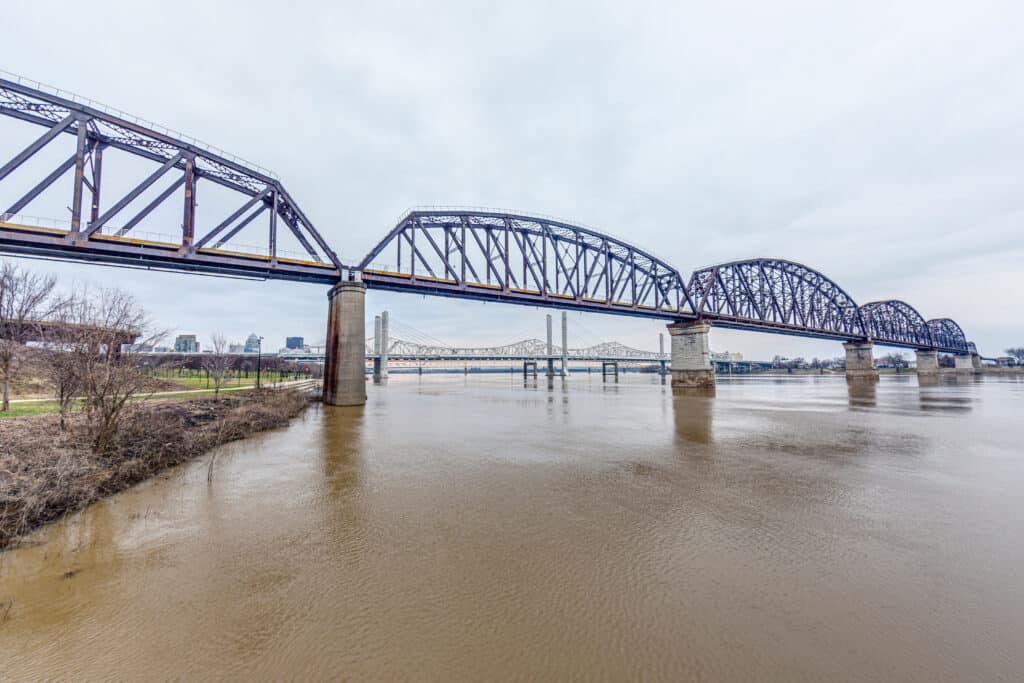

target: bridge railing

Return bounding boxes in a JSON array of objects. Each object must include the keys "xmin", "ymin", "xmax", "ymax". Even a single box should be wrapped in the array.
[{"xmin": 0, "ymin": 70, "xmax": 279, "ymax": 180}]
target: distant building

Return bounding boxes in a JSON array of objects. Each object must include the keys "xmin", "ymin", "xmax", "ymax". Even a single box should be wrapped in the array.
[
  {"xmin": 243, "ymin": 333, "xmax": 261, "ymax": 353},
  {"xmin": 711, "ymin": 351, "xmax": 743, "ymax": 362},
  {"xmin": 153, "ymin": 346, "xmax": 172, "ymax": 353},
  {"xmin": 229, "ymin": 343, "xmax": 245, "ymax": 354},
  {"xmin": 285, "ymin": 336, "xmax": 305, "ymax": 350},
  {"xmin": 174, "ymin": 334, "xmax": 199, "ymax": 353}
]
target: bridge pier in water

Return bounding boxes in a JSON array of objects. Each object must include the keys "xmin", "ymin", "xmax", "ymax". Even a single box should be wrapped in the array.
[
  {"xmin": 323, "ymin": 281, "xmax": 367, "ymax": 406},
  {"xmin": 666, "ymin": 321, "xmax": 715, "ymax": 389},
  {"xmin": 954, "ymin": 354, "xmax": 975, "ymax": 374},
  {"xmin": 843, "ymin": 341, "xmax": 879, "ymax": 382},
  {"xmin": 916, "ymin": 349, "xmax": 939, "ymax": 376}
]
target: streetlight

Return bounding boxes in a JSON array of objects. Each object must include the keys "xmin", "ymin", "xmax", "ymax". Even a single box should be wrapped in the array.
[{"xmin": 256, "ymin": 335, "xmax": 264, "ymax": 389}]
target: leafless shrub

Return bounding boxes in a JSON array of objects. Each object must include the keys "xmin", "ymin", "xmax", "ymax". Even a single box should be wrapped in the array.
[
  {"xmin": 62, "ymin": 288, "xmax": 166, "ymax": 454},
  {"xmin": 202, "ymin": 332, "xmax": 234, "ymax": 398}
]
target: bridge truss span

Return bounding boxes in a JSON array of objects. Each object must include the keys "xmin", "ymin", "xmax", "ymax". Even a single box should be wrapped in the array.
[
  {"xmin": 688, "ymin": 259, "xmax": 865, "ymax": 341},
  {"xmin": 926, "ymin": 318, "xmax": 970, "ymax": 354},
  {"xmin": 860, "ymin": 300, "xmax": 935, "ymax": 350},
  {"xmin": 358, "ymin": 209, "xmax": 696, "ymax": 320},
  {"xmin": 0, "ymin": 74, "xmax": 342, "ymax": 283}
]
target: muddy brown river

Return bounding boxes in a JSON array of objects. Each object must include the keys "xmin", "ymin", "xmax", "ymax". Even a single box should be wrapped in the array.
[{"xmin": 2, "ymin": 374, "xmax": 1022, "ymax": 680}]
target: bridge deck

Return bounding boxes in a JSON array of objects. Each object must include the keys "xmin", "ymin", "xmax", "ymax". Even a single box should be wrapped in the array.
[{"xmin": 0, "ymin": 221, "xmax": 340, "ymax": 284}]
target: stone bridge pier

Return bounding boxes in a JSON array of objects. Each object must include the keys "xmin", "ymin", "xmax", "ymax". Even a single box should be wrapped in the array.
[
  {"xmin": 954, "ymin": 354, "xmax": 976, "ymax": 374},
  {"xmin": 915, "ymin": 349, "xmax": 939, "ymax": 376},
  {"xmin": 666, "ymin": 321, "xmax": 715, "ymax": 389},
  {"xmin": 843, "ymin": 341, "xmax": 879, "ymax": 381},
  {"xmin": 324, "ymin": 280, "xmax": 367, "ymax": 406}
]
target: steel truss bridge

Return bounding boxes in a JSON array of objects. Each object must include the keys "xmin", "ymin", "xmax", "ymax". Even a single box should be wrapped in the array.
[{"xmin": 0, "ymin": 74, "xmax": 976, "ymax": 355}]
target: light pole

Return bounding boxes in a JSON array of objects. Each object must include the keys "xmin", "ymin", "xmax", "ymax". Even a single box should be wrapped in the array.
[{"xmin": 255, "ymin": 335, "xmax": 264, "ymax": 389}]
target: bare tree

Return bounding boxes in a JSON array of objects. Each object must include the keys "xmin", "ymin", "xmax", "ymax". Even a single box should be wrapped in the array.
[
  {"xmin": 36, "ymin": 293, "xmax": 84, "ymax": 430},
  {"xmin": 0, "ymin": 261, "xmax": 58, "ymax": 411},
  {"xmin": 1005, "ymin": 347, "xmax": 1024, "ymax": 365},
  {"xmin": 70, "ymin": 288, "xmax": 164, "ymax": 454},
  {"xmin": 202, "ymin": 333, "xmax": 234, "ymax": 398}
]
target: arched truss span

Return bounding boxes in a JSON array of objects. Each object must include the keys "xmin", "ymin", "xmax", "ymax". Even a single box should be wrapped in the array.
[
  {"xmin": 0, "ymin": 74, "xmax": 341, "ymax": 283},
  {"xmin": 926, "ymin": 318, "xmax": 970, "ymax": 354},
  {"xmin": 860, "ymin": 300, "xmax": 933, "ymax": 348},
  {"xmin": 687, "ymin": 259, "xmax": 864, "ymax": 339},
  {"xmin": 358, "ymin": 209, "xmax": 695, "ymax": 318}
]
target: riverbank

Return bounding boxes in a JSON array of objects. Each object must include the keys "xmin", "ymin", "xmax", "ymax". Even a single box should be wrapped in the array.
[{"xmin": 0, "ymin": 389, "xmax": 313, "ymax": 551}]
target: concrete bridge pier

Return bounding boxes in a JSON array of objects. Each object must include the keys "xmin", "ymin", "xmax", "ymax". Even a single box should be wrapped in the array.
[
  {"xmin": 954, "ymin": 354, "xmax": 975, "ymax": 374},
  {"xmin": 666, "ymin": 321, "xmax": 715, "ymax": 389},
  {"xmin": 323, "ymin": 280, "xmax": 367, "ymax": 406},
  {"xmin": 971, "ymin": 353, "xmax": 983, "ymax": 372},
  {"xmin": 915, "ymin": 349, "xmax": 939, "ymax": 377},
  {"xmin": 843, "ymin": 341, "xmax": 879, "ymax": 381}
]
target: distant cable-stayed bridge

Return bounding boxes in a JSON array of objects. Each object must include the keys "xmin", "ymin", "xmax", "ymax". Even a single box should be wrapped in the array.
[
  {"xmin": 365, "ymin": 338, "xmax": 666, "ymax": 362},
  {"xmin": 276, "ymin": 338, "xmax": 666, "ymax": 363}
]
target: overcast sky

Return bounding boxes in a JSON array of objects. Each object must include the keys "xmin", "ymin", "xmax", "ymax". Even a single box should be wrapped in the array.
[{"xmin": 2, "ymin": 0, "xmax": 1021, "ymax": 358}]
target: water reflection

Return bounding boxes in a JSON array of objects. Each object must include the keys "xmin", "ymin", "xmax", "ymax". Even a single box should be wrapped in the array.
[
  {"xmin": 672, "ymin": 388, "xmax": 715, "ymax": 445},
  {"xmin": 847, "ymin": 379, "xmax": 877, "ymax": 407},
  {"xmin": 320, "ymin": 405, "xmax": 364, "ymax": 498}
]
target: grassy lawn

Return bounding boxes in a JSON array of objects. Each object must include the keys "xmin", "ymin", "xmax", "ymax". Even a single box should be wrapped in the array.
[
  {"xmin": 1, "ymin": 400, "xmax": 67, "ymax": 418},
  {"xmin": 1, "ymin": 378, "xmax": 315, "ymax": 419},
  {"xmin": 157, "ymin": 370, "xmax": 293, "ymax": 390}
]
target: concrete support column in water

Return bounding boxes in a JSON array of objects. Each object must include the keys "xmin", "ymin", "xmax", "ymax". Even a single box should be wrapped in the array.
[
  {"xmin": 843, "ymin": 341, "xmax": 879, "ymax": 382},
  {"xmin": 323, "ymin": 280, "xmax": 367, "ymax": 406},
  {"xmin": 667, "ymin": 320, "xmax": 715, "ymax": 389},
  {"xmin": 954, "ymin": 354, "xmax": 974, "ymax": 374},
  {"xmin": 915, "ymin": 349, "xmax": 939, "ymax": 376}
]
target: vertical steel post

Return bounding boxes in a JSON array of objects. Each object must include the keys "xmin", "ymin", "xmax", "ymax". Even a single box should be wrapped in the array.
[
  {"xmin": 269, "ymin": 190, "xmax": 278, "ymax": 265},
  {"xmin": 70, "ymin": 118, "xmax": 88, "ymax": 237},
  {"xmin": 89, "ymin": 143, "xmax": 103, "ymax": 224},
  {"xmin": 182, "ymin": 155, "xmax": 195, "ymax": 249}
]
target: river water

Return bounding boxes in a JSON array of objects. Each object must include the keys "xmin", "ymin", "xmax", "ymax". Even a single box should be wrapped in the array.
[{"xmin": 2, "ymin": 374, "xmax": 1022, "ymax": 680}]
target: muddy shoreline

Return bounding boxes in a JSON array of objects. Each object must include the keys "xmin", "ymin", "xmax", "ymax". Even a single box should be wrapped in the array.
[{"xmin": 0, "ymin": 390, "xmax": 312, "ymax": 551}]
